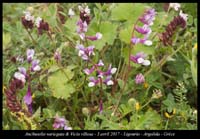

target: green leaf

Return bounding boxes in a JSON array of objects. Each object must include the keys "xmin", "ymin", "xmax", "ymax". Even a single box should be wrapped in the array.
[
  {"xmin": 47, "ymin": 66, "xmax": 76, "ymax": 100},
  {"xmin": 32, "ymin": 107, "xmax": 41, "ymax": 120},
  {"xmin": 134, "ymin": 43, "xmax": 154, "ymax": 55},
  {"xmin": 43, "ymin": 108, "xmax": 56, "ymax": 118},
  {"xmin": 64, "ymin": 15, "xmax": 79, "ymax": 36},
  {"xmin": 87, "ymin": 21, "xmax": 117, "ymax": 51},
  {"xmin": 111, "ymin": 3, "xmax": 146, "ymax": 21},
  {"xmin": 130, "ymin": 109, "xmax": 161, "ymax": 129},
  {"xmin": 162, "ymin": 93, "xmax": 176, "ymax": 112},
  {"xmin": 119, "ymin": 25, "xmax": 132, "ymax": 44},
  {"xmin": 44, "ymin": 4, "xmax": 57, "ymax": 27},
  {"xmin": 3, "ymin": 32, "xmax": 11, "ymax": 50}
]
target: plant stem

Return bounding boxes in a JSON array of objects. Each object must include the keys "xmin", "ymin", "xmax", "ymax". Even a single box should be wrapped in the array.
[
  {"xmin": 140, "ymin": 98, "xmax": 152, "ymax": 110},
  {"xmin": 25, "ymin": 27, "xmax": 36, "ymax": 45},
  {"xmin": 144, "ymin": 44, "xmax": 185, "ymax": 77},
  {"xmin": 165, "ymin": 119, "xmax": 169, "ymax": 130},
  {"xmin": 112, "ymin": 20, "xmax": 138, "ymax": 116}
]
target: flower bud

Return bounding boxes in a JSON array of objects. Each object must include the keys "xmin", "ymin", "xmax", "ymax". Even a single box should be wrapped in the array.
[
  {"xmin": 128, "ymin": 98, "xmax": 137, "ymax": 106},
  {"xmin": 82, "ymin": 107, "xmax": 90, "ymax": 116}
]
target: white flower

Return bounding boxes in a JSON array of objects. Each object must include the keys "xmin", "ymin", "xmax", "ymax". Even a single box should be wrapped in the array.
[
  {"xmin": 179, "ymin": 10, "xmax": 188, "ymax": 21},
  {"xmin": 23, "ymin": 11, "xmax": 34, "ymax": 21},
  {"xmin": 14, "ymin": 72, "xmax": 26, "ymax": 83},
  {"xmin": 35, "ymin": 17, "xmax": 42, "ymax": 28},
  {"xmin": 88, "ymin": 82, "xmax": 95, "ymax": 87},
  {"xmin": 79, "ymin": 33, "xmax": 85, "ymax": 40},
  {"xmin": 111, "ymin": 68, "xmax": 117, "ymax": 74},
  {"xmin": 137, "ymin": 57, "xmax": 144, "ymax": 64},
  {"xmin": 96, "ymin": 32, "xmax": 102, "ymax": 40},
  {"xmin": 98, "ymin": 60, "xmax": 104, "ymax": 66},
  {"xmin": 84, "ymin": 6, "xmax": 90, "ymax": 15},
  {"xmin": 107, "ymin": 80, "xmax": 114, "ymax": 86},
  {"xmin": 32, "ymin": 65, "xmax": 41, "ymax": 71},
  {"xmin": 142, "ymin": 60, "xmax": 151, "ymax": 66},
  {"xmin": 68, "ymin": 8, "xmax": 75, "ymax": 17},
  {"xmin": 78, "ymin": 5, "xmax": 84, "ymax": 11},
  {"xmin": 169, "ymin": 3, "xmax": 181, "ymax": 11},
  {"xmin": 144, "ymin": 40, "xmax": 152, "ymax": 46}
]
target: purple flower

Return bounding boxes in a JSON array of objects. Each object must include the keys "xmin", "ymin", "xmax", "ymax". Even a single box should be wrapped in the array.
[
  {"xmin": 14, "ymin": 72, "xmax": 26, "ymax": 83},
  {"xmin": 131, "ymin": 37, "xmax": 141, "ymax": 44},
  {"xmin": 76, "ymin": 44, "xmax": 95, "ymax": 60},
  {"xmin": 54, "ymin": 51, "xmax": 61, "ymax": 63},
  {"xmin": 53, "ymin": 116, "xmax": 72, "ymax": 130},
  {"xmin": 103, "ymin": 76, "xmax": 114, "ymax": 86},
  {"xmin": 135, "ymin": 24, "xmax": 152, "ymax": 35},
  {"xmin": 53, "ymin": 117, "xmax": 66, "ymax": 129},
  {"xmin": 84, "ymin": 66, "xmax": 95, "ymax": 75},
  {"xmin": 27, "ymin": 49, "xmax": 35, "ymax": 63},
  {"xmin": 139, "ymin": 9, "xmax": 156, "ymax": 26},
  {"xmin": 88, "ymin": 77, "xmax": 99, "ymax": 87},
  {"xmin": 130, "ymin": 52, "xmax": 151, "ymax": 66},
  {"xmin": 97, "ymin": 59, "xmax": 104, "ymax": 67},
  {"xmin": 31, "ymin": 59, "xmax": 41, "ymax": 72},
  {"xmin": 103, "ymin": 64, "xmax": 117, "ymax": 76},
  {"xmin": 23, "ymin": 84, "xmax": 33, "ymax": 114},
  {"xmin": 76, "ymin": 19, "xmax": 88, "ymax": 34},
  {"xmin": 135, "ymin": 73, "xmax": 145, "ymax": 84},
  {"xmin": 14, "ymin": 67, "xmax": 27, "ymax": 83},
  {"xmin": 18, "ymin": 67, "xmax": 26, "ymax": 76},
  {"xmin": 86, "ymin": 32, "xmax": 102, "ymax": 41}
]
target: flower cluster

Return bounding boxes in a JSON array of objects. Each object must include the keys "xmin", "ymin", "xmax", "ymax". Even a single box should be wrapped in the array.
[
  {"xmin": 135, "ymin": 73, "xmax": 145, "ymax": 84},
  {"xmin": 78, "ymin": 5, "xmax": 91, "ymax": 24},
  {"xmin": 35, "ymin": 17, "xmax": 49, "ymax": 35},
  {"xmin": 130, "ymin": 52, "xmax": 151, "ymax": 66},
  {"xmin": 76, "ymin": 5, "xmax": 102, "ymax": 41},
  {"xmin": 159, "ymin": 15, "xmax": 186, "ymax": 46},
  {"xmin": 13, "ymin": 49, "xmax": 41, "ymax": 115},
  {"xmin": 83, "ymin": 60, "xmax": 117, "ymax": 87},
  {"xmin": 151, "ymin": 89, "xmax": 163, "ymax": 99},
  {"xmin": 53, "ymin": 115, "xmax": 72, "ymax": 130},
  {"xmin": 21, "ymin": 10, "xmax": 49, "ymax": 35},
  {"xmin": 5, "ymin": 79, "xmax": 24, "ymax": 113},
  {"xmin": 76, "ymin": 44, "xmax": 95, "ymax": 60},
  {"xmin": 131, "ymin": 8, "xmax": 156, "ymax": 46},
  {"xmin": 21, "ymin": 11, "xmax": 34, "ymax": 29}
]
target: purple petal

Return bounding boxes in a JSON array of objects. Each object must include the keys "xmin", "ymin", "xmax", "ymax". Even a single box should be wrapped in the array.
[
  {"xmin": 18, "ymin": 67, "xmax": 26, "ymax": 76},
  {"xmin": 24, "ymin": 85, "xmax": 32, "ymax": 105},
  {"xmin": 131, "ymin": 37, "xmax": 141, "ymax": 44},
  {"xmin": 135, "ymin": 73, "xmax": 145, "ymax": 84}
]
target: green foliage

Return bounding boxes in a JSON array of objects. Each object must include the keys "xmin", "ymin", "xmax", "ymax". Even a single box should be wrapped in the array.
[
  {"xmin": 129, "ymin": 109, "xmax": 161, "ymax": 130},
  {"xmin": 111, "ymin": 3, "xmax": 146, "ymax": 22},
  {"xmin": 47, "ymin": 65, "xmax": 76, "ymax": 100},
  {"xmin": 87, "ymin": 21, "xmax": 117, "ymax": 50},
  {"xmin": 3, "ymin": 3, "xmax": 197, "ymax": 131}
]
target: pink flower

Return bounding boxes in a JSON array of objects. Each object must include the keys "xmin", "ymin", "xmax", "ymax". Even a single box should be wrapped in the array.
[
  {"xmin": 135, "ymin": 24, "xmax": 152, "ymax": 35},
  {"xmin": 86, "ymin": 32, "xmax": 103, "ymax": 41},
  {"xmin": 23, "ymin": 84, "xmax": 33, "ymax": 114},
  {"xmin": 135, "ymin": 73, "xmax": 145, "ymax": 84}
]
